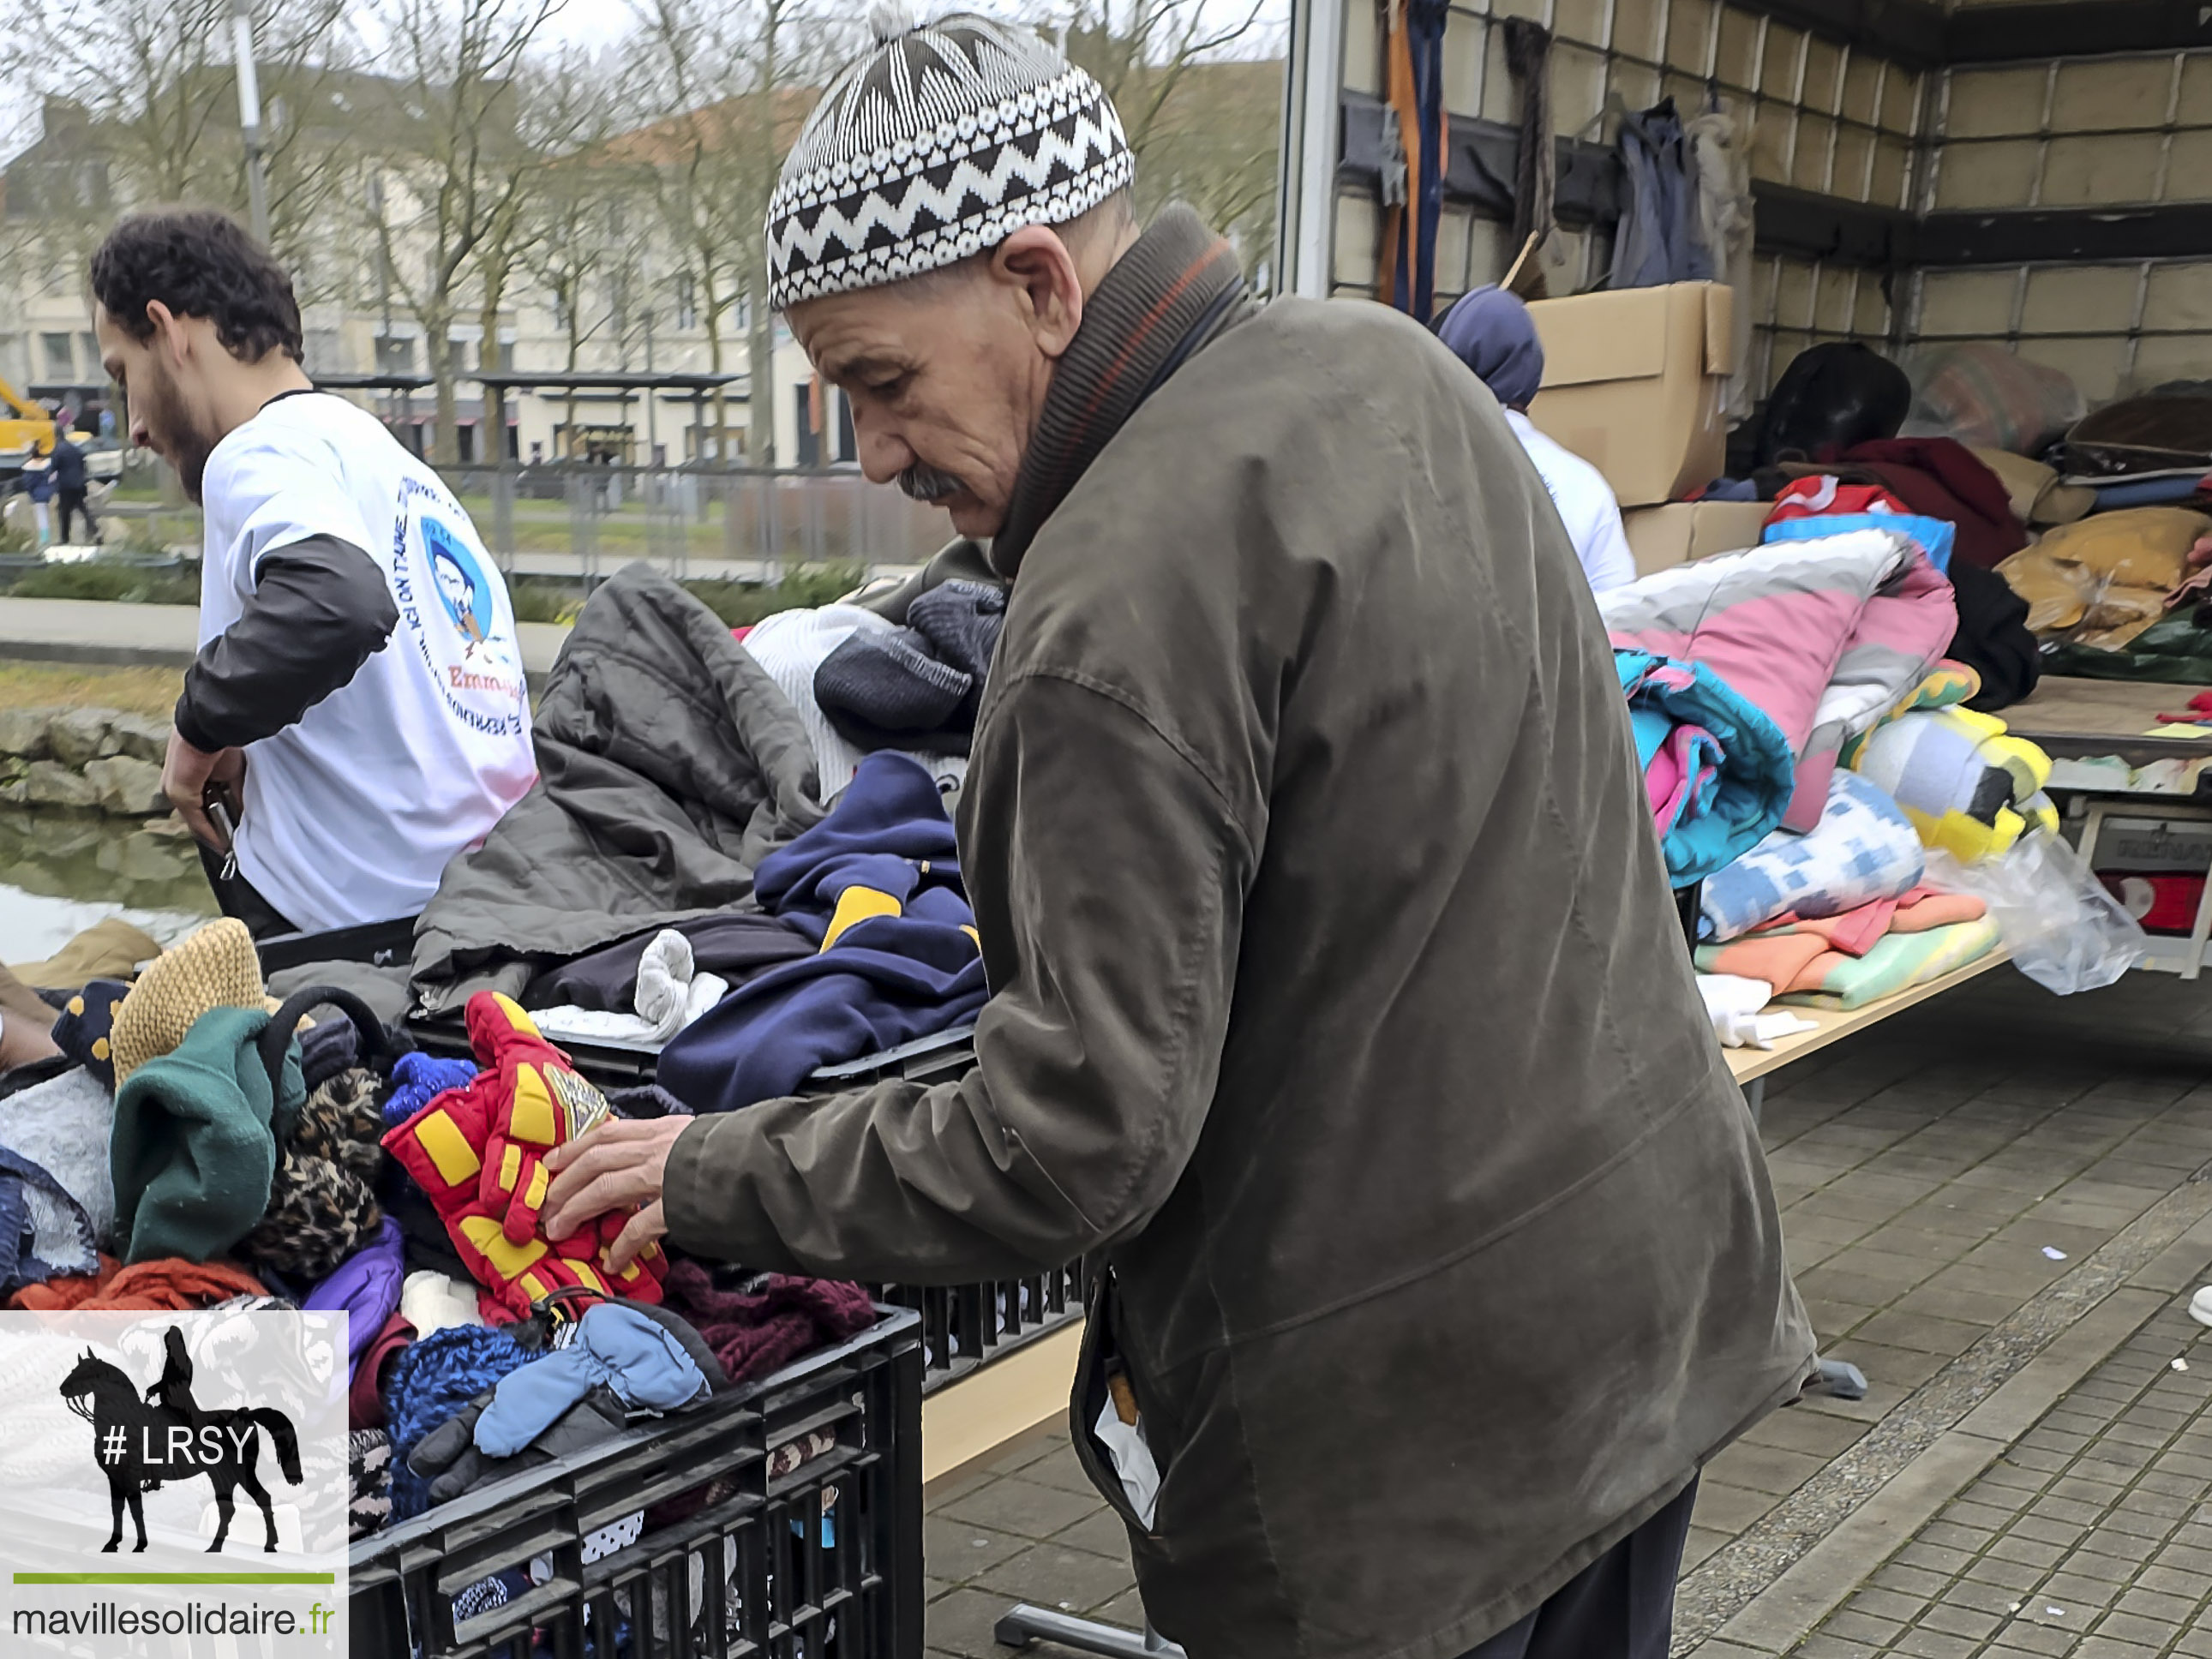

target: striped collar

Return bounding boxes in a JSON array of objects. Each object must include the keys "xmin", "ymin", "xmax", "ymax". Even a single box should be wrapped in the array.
[{"xmin": 988, "ymin": 206, "xmax": 1247, "ymax": 579}]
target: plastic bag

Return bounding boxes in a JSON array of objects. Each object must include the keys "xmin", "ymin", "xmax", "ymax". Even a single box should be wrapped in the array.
[
  {"xmin": 1923, "ymin": 830, "xmax": 2146, "ymax": 994},
  {"xmin": 1901, "ymin": 343, "xmax": 2086, "ymax": 457},
  {"xmin": 1759, "ymin": 343, "xmax": 1911, "ymax": 467}
]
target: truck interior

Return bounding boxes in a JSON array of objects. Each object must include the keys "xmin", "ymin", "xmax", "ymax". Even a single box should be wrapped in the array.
[{"xmin": 1276, "ymin": 0, "xmax": 2212, "ymax": 421}]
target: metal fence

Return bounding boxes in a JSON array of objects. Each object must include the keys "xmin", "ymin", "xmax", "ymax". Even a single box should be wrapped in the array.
[{"xmin": 440, "ymin": 462, "xmax": 954, "ymax": 581}]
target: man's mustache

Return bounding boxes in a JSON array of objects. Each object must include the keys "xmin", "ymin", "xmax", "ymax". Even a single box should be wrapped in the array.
[{"xmin": 897, "ymin": 463, "xmax": 963, "ymax": 502}]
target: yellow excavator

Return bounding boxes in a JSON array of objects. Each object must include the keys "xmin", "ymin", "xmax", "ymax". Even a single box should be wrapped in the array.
[
  {"xmin": 0, "ymin": 373, "xmax": 63, "ymax": 465},
  {"xmin": 1, "ymin": 374, "xmax": 120, "ymax": 484}
]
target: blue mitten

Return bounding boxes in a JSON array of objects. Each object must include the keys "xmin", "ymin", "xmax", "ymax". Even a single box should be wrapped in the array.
[{"xmin": 474, "ymin": 1305, "xmax": 706, "ymax": 1458}]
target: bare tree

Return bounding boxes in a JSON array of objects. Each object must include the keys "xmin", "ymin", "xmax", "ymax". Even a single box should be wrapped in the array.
[
  {"xmin": 620, "ymin": 0, "xmax": 847, "ymax": 466},
  {"xmin": 471, "ymin": 47, "xmax": 627, "ymax": 463},
  {"xmin": 361, "ymin": 0, "xmax": 588, "ymax": 465},
  {"xmin": 0, "ymin": 0, "xmax": 357, "ymax": 284},
  {"xmin": 517, "ymin": 145, "xmax": 638, "ymax": 452},
  {"xmin": 1046, "ymin": 0, "xmax": 1283, "ymax": 284}
]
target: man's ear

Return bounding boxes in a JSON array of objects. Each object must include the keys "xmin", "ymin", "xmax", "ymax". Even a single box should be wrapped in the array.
[
  {"xmin": 145, "ymin": 300, "xmax": 192, "ymax": 368},
  {"xmin": 990, "ymin": 225, "xmax": 1085, "ymax": 361}
]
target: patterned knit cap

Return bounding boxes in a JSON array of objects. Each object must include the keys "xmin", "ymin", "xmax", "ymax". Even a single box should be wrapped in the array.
[{"xmin": 765, "ymin": 6, "xmax": 1134, "ymax": 308}]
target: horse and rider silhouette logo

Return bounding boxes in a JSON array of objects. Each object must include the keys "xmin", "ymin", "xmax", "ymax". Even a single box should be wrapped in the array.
[{"xmin": 59, "ymin": 1327, "xmax": 302, "ymax": 1554}]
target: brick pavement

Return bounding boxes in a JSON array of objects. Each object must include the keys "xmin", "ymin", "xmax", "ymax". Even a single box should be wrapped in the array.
[
  {"xmin": 1743, "ymin": 1299, "xmax": 2212, "ymax": 1659},
  {"xmin": 921, "ymin": 969, "xmax": 2212, "ymax": 1658}
]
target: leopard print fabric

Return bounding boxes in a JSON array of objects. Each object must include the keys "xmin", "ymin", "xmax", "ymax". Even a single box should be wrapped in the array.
[{"xmin": 237, "ymin": 1067, "xmax": 387, "ymax": 1279}]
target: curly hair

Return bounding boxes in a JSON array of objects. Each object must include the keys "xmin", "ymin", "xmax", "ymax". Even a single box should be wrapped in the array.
[{"xmin": 90, "ymin": 208, "xmax": 303, "ymax": 363}]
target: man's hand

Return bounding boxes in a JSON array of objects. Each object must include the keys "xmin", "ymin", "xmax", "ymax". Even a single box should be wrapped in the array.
[
  {"xmin": 162, "ymin": 731, "xmax": 244, "ymax": 849},
  {"xmin": 543, "ymin": 1116, "xmax": 692, "ymax": 1272}
]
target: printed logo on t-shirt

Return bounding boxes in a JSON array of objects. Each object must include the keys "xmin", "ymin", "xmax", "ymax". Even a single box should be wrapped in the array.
[
  {"xmin": 426, "ymin": 516, "xmax": 496, "ymax": 644},
  {"xmin": 391, "ymin": 476, "xmax": 526, "ymax": 736}
]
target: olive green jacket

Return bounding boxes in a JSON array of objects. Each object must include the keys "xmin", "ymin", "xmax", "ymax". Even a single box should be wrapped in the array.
[{"xmin": 668, "ymin": 209, "xmax": 1814, "ymax": 1658}]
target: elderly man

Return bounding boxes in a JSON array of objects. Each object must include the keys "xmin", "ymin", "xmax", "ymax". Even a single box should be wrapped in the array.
[{"xmin": 544, "ymin": 14, "xmax": 1813, "ymax": 1658}]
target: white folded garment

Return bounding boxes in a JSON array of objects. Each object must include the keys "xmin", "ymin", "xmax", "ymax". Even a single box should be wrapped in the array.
[
  {"xmin": 532, "ymin": 930, "xmax": 729, "ymax": 1047},
  {"xmin": 1695, "ymin": 973, "xmax": 1818, "ymax": 1050}
]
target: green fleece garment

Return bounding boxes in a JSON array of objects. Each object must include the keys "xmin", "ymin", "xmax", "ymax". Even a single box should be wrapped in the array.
[
  {"xmin": 1777, "ymin": 917, "xmax": 2003, "ymax": 1011},
  {"xmin": 111, "ymin": 1005, "xmax": 304, "ymax": 1265}
]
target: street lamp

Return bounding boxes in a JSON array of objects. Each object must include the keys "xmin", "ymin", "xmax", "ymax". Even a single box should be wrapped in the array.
[{"xmin": 230, "ymin": 0, "xmax": 272, "ymax": 244}]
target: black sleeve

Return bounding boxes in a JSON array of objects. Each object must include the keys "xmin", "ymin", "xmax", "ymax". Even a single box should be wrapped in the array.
[{"xmin": 173, "ymin": 535, "xmax": 400, "ymax": 752}]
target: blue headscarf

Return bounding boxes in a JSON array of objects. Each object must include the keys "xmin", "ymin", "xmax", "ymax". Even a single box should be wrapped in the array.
[{"xmin": 1436, "ymin": 285, "xmax": 1546, "ymax": 411}]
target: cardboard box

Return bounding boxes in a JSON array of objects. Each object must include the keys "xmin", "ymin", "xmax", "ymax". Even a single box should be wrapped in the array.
[
  {"xmin": 1621, "ymin": 501, "xmax": 1772, "ymax": 576},
  {"xmin": 1526, "ymin": 282, "xmax": 1735, "ymax": 509}
]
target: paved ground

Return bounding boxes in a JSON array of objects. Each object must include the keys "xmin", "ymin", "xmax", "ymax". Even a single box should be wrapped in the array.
[
  {"xmin": 0, "ymin": 596, "xmax": 572, "ymax": 680},
  {"xmin": 1764, "ymin": 1298, "xmax": 2212, "ymax": 1659},
  {"xmin": 920, "ymin": 966, "xmax": 2212, "ymax": 1658}
]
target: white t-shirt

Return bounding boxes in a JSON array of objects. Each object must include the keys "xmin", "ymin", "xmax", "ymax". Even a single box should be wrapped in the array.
[
  {"xmin": 198, "ymin": 392, "xmax": 536, "ymax": 932},
  {"xmin": 1504, "ymin": 410, "xmax": 1639, "ymax": 593}
]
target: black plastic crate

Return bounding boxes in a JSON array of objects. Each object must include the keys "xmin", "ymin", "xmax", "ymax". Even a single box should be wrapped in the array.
[
  {"xmin": 349, "ymin": 1307, "xmax": 923, "ymax": 1658},
  {"xmin": 870, "ymin": 1262, "xmax": 1088, "ymax": 1392}
]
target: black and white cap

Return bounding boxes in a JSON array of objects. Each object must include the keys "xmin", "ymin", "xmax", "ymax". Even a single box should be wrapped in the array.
[{"xmin": 765, "ymin": 7, "xmax": 1135, "ymax": 309}]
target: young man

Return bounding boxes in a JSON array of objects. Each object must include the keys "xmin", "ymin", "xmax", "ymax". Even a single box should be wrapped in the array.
[
  {"xmin": 543, "ymin": 15, "xmax": 1812, "ymax": 1659},
  {"xmin": 91, "ymin": 210, "xmax": 536, "ymax": 937}
]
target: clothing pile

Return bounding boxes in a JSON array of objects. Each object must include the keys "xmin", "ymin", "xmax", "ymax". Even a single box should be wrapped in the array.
[
  {"xmin": 1698, "ymin": 886, "xmax": 1998, "ymax": 1011},
  {"xmin": 1597, "ymin": 505, "xmax": 2054, "ymax": 1045},
  {"xmin": 1599, "ymin": 526, "xmax": 1958, "ymax": 832},
  {"xmin": 1999, "ymin": 508, "xmax": 2212, "ymax": 652},
  {"xmin": 658, "ymin": 752, "xmax": 988, "ymax": 1114},
  {"xmin": 1703, "ymin": 341, "xmax": 2058, "ymax": 710},
  {"xmin": 1695, "ymin": 656, "xmax": 2052, "ymax": 1038},
  {"xmin": 408, "ymin": 565, "xmax": 829, "ymax": 1016},
  {"xmin": 0, "ymin": 913, "xmax": 883, "ymax": 1593},
  {"xmin": 398, "ymin": 549, "xmax": 1008, "ymax": 1101}
]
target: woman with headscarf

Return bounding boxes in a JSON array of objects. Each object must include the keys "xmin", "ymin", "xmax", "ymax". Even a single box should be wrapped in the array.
[{"xmin": 1436, "ymin": 285, "xmax": 1638, "ymax": 592}]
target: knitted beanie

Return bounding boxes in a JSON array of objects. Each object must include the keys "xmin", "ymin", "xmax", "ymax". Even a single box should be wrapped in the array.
[
  {"xmin": 51, "ymin": 979, "xmax": 129, "ymax": 1090},
  {"xmin": 384, "ymin": 1325, "xmax": 539, "ymax": 1518},
  {"xmin": 111, "ymin": 919, "xmax": 269, "ymax": 1087},
  {"xmin": 661, "ymin": 1261, "xmax": 877, "ymax": 1386},
  {"xmin": 237, "ymin": 1066, "xmax": 385, "ymax": 1281},
  {"xmin": 907, "ymin": 578, "xmax": 1006, "ymax": 727},
  {"xmin": 764, "ymin": 10, "xmax": 1134, "ymax": 308},
  {"xmin": 112, "ymin": 1005, "xmax": 301, "ymax": 1265},
  {"xmin": 814, "ymin": 626, "xmax": 972, "ymax": 733},
  {"xmin": 907, "ymin": 578, "xmax": 1006, "ymax": 686}
]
